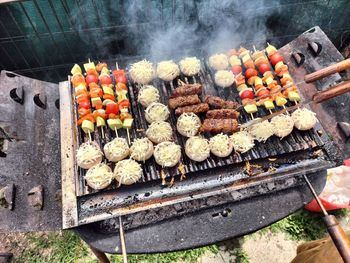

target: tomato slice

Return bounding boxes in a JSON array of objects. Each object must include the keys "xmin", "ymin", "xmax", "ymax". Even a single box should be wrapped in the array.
[
  {"xmin": 76, "ymin": 94, "xmax": 89, "ymax": 104},
  {"xmin": 118, "ymin": 99, "xmax": 130, "ymax": 109},
  {"xmin": 77, "ymin": 114, "xmax": 95, "ymax": 125},
  {"xmin": 116, "ymin": 75, "xmax": 127, "ymax": 84},
  {"xmin": 112, "ymin": 69, "xmax": 125, "ymax": 78},
  {"xmin": 105, "ymin": 102, "xmax": 119, "ymax": 115},
  {"xmin": 78, "ymin": 100, "xmax": 91, "ymax": 109},
  {"xmin": 256, "ymin": 88, "xmax": 270, "ymax": 98},
  {"xmin": 78, "ymin": 106, "xmax": 91, "ymax": 117}
]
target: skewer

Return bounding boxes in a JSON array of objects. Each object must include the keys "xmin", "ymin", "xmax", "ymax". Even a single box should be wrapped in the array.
[
  {"xmin": 250, "ymin": 113, "xmax": 255, "ymax": 120},
  {"xmin": 268, "ymin": 109, "xmax": 273, "ymax": 115},
  {"xmin": 118, "ymin": 216, "xmax": 128, "ymax": 263},
  {"xmin": 114, "ymin": 127, "xmax": 119, "ymax": 137},
  {"xmin": 126, "ymin": 128, "xmax": 131, "ymax": 145},
  {"xmin": 101, "ymin": 126, "xmax": 105, "ymax": 139},
  {"xmin": 88, "ymin": 131, "xmax": 92, "ymax": 142},
  {"xmin": 253, "ymin": 45, "xmax": 257, "ymax": 52}
]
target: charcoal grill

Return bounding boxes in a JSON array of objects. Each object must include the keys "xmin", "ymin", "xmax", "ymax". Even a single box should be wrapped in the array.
[{"xmin": 0, "ymin": 0, "xmax": 349, "ymax": 258}]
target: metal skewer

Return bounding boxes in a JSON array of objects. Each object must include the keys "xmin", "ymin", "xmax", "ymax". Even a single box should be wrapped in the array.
[{"xmin": 118, "ymin": 216, "xmax": 128, "ymax": 263}]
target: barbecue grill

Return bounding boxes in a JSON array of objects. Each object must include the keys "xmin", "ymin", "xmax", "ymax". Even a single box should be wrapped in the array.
[{"xmin": 1, "ymin": 0, "xmax": 350, "ymax": 260}]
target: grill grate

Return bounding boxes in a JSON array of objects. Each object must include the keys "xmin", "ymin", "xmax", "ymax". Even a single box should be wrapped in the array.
[{"xmin": 72, "ymin": 58, "xmax": 325, "ymax": 197}]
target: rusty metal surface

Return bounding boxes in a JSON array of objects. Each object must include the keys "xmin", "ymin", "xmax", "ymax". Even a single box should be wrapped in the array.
[
  {"xmin": 279, "ymin": 26, "xmax": 350, "ymax": 158},
  {"xmin": 0, "ymin": 70, "xmax": 61, "ymax": 231}
]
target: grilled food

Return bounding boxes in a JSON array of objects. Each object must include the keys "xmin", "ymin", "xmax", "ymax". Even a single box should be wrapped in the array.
[
  {"xmin": 176, "ymin": 112, "xmax": 201, "ymax": 137},
  {"xmin": 154, "ymin": 141, "xmax": 181, "ymax": 167},
  {"xmin": 179, "ymin": 57, "xmax": 201, "ymax": 76},
  {"xmin": 103, "ymin": 138, "xmax": 130, "ymax": 162},
  {"xmin": 230, "ymin": 131, "xmax": 255, "ymax": 153},
  {"xmin": 291, "ymin": 108, "xmax": 317, "ymax": 131},
  {"xmin": 77, "ymin": 141, "xmax": 103, "ymax": 169},
  {"xmin": 85, "ymin": 163, "xmax": 113, "ymax": 190},
  {"xmin": 206, "ymin": 109, "xmax": 240, "ymax": 119},
  {"xmin": 175, "ymin": 103, "xmax": 209, "ymax": 115},
  {"xmin": 138, "ymin": 85, "xmax": 160, "ymax": 107},
  {"xmin": 209, "ymin": 133, "xmax": 234, "ymax": 157},
  {"xmin": 209, "ymin": 53, "xmax": 229, "ymax": 70},
  {"xmin": 168, "ymin": 94, "xmax": 201, "ymax": 109},
  {"xmin": 130, "ymin": 138, "xmax": 154, "ymax": 162},
  {"xmin": 271, "ymin": 114, "xmax": 294, "ymax": 138},
  {"xmin": 129, "ymin": 60, "xmax": 154, "ymax": 84},
  {"xmin": 114, "ymin": 159, "xmax": 142, "ymax": 185},
  {"xmin": 146, "ymin": 121, "xmax": 173, "ymax": 144},
  {"xmin": 145, "ymin": 102, "xmax": 170, "ymax": 123},
  {"xmin": 170, "ymin": 83, "xmax": 202, "ymax": 98},
  {"xmin": 204, "ymin": 95, "xmax": 240, "ymax": 110},
  {"xmin": 247, "ymin": 120, "xmax": 274, "ymax": 142},
  {"xmin": 200, "ymin": 119, "xmax": 238, "ymax": 133},
  {"xmin": 214, "ymin": 70, "xmax": 235, "ymax": 88},
  {"xmin": 185, "ymin": 136, "xmax": 210, "ymax": 162},
  {"xmin": 156, "ymin": 60, "xmax": 180, "ymax": 81}
]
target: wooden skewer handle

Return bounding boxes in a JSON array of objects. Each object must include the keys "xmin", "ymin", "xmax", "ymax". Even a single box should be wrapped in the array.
[
  {"xmin": 304, "ymin": 58, "xmax": 350, "ymax": 83},
  {"xmin": 323, "ymin": 215, "xmax": 350, "ymax": 263},
  {"xmin": 312, "ymin": 80, "xmax": 350, "ymax": 104}
]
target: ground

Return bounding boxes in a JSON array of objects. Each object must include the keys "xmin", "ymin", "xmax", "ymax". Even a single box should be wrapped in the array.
[{"xmin": 0, "ymin": 209, "xmax": 349, "ymax": 263}]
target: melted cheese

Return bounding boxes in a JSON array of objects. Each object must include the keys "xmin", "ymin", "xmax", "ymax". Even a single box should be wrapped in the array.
[
  {"xmin": 230, "ymin": 131, "xmax": 255, "ymax": 153},
  {"xmin": 291, "ymin": 108, "xmax": 317, "ymax": 131},
  {"xmin": 156, "ymin": 60, "xmax": 180, "ymax": 81},
  {"xmin": 271, "ymin": 114, "xmax": 294, "ymax": 138},
  {"xmin": 176, "ymin": 112, "xmax": 201, "ymax": 137},
  {"xmin": 85, "ymin": 163, "xmax": 113, "ymax": 190},
  {"xmin": 185, "ymin": 136, "xmax": 210, "ymax": 162},
  {"xmin": 103, "ymin": 138, "xmax": 130, "ymax": 162},
  {"xmin": 145, "ymin": 102, "xmax": 170, "ymax": 123},
  {"xmin": 214, "ymin": 70, "xmax": 234, "ymax": 88},
  {"xmin": 114, "ymin": 159, "xmax": 142, "ymax": 185},
  {"xmin": 179, "ymin": 57, "xmax": 201, "ymax": 76},
  {"xmin": 76, "ymin": 141, "xmax": 103, "ymax": 169},
  {"xmin": 129, "ymin": 60, "xmax": 155, "ymax": 84},
  {"xmin": 154, "ymin": 141, "xmax": 181, "ymax": 167},
  {"xmin": 209, "ymin": 53, "xmax": 229, "ymax": 70},
  {"xmin": 146, "ymin": 121, "xmax": 173, "ymax": 144},
  {"xmin": 130, "ymin": 138, "xmax": 154, "ymax": 162},
  {"xmin": 247, "ymin": 120, "xmax": 274, "ymax": 142},
  {"xmin": 209, "ymin": 133, "xmax": 233, "ymax": 157},
  {"xmin": 138, "ymin": 85, "xmax": 160, "ymax": 107}
]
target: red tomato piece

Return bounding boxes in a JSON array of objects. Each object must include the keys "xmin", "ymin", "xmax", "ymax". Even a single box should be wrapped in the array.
[
  {"xmin": 245, "ymin": 68, "xmax": 257, "ymax": 79},
  {"xmin": 78, "ymin": 106, "xmax": 91, "ymax": 117},
  {"xmin": 78, "ymin": 100, "xmax": 91, "ymax": 109},
  {"xmin": 100, "ymin": 75, "xmax": 112, "ymax": 85},
  {"xmin": 105, "ymin": 102, "xmax": 119, "ymax": 115},
  {"xmin": 270, "ymin": 53, "xmax": 284, "ymax": 66},
  {"xmin": 118, "ymin": 99, "xmax": 130, "ymax": 109},
  {"xmin": 256, "ymin": 88, "xmax": 270, "ymax": 98},
  {"xmin": 231, "ymin": 65, "xmax": 242, "ymax": 75},
  {"xmin": 85, "ymin": 74, "xmax": 98, "ymax": 86},
  {"xmin": 76, "ymin": 94, "xmax": 89, "ymax": 104},
  {"xmin": 240, "ymin": 89, "xmax": 254, "ymax": 100},
  {"xmin": 258, "ymin": 63, "xmax": 270, "ymax": 74},
  {"xmin": 115, "ymin": 75, "xmax": 127, "ymax": 84}
]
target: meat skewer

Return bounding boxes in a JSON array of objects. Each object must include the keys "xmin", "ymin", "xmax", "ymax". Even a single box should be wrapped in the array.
[
  {"xmin": 206, "ymin": 109, "xmax": 240, "ymax": 119},
  {"xmin": 175, "ymin": 103, "xmax": 209, "ymax": 115},
  {"xmin": 168, "ymin": 94, "xmax": 201, "ymax": 109},
  {"xmin": 204, "ymin": 95, "xmax": 240, "ymax": 110},
  {"xmin": 200, "ymin": 119, "xmax": 238, "ymax": 133},
  {"xmin": 170, "ymin": 83, "xmax": 202, "ymax": 98}
]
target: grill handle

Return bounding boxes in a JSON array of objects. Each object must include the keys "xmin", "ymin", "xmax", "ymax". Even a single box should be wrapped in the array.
[
  {"xmin": 312, "ymin": 80, "xmax": 350, "ymax": 103},
  {"xmin": 304, "ymin": 58, "xmax": 350, "ymax": 83},
  {"xmin": 323, "ymin": 215, "xmax": 350, "ymax": 263}
]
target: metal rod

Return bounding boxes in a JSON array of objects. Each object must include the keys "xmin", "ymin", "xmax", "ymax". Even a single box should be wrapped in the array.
[
  {"xmin": 302, "ymin": 174, "xmax": 328, "ymax": 215},
  {"xmin": 118, "ymin": 217, "xmax": 128, "ymax": 263}
]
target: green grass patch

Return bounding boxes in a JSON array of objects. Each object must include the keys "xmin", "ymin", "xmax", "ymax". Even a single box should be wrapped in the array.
[{"xmin": 232, "ymin": 248, "xmax": 250, "ymax": 263}]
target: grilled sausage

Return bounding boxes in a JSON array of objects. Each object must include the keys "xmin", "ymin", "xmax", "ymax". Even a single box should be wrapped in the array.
[
  {"xmin": 175, "ymin": 103, "xmax": 209, "ymax": 115},
  {"xmin": 204, "ymin": 95, "xmax": 240, "ymax": 110},
  {"xmin": 171, "ymin": 84, "xmax": 202, "ymax": 98},
  {"xmin": 168, "ymin": 95, "xmax": 201, "ymax": 109},
  {"xmin": 200, "ymin": 119, "xmax": 238, "ymax": 133},
  {"xmin": 206, "ymin": 109, "xmax": 240, "ymax": 119}
]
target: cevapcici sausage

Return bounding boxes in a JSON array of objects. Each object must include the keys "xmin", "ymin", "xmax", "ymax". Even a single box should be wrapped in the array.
[
  {"xmin": 168, "ymin": 94, "xmax": 201, "ymax": 109},
  {"xmin": 170, "ymin": 84, "xmax": 202, "ymax": 98},
  {"xmin": 204, "ymin": 95, "xmax": 240, "ymax": 110},
  {"xmin": 175, "ymin": 103, "xmax": 209, "ymax": 115},
  {"xmin": 200, "ymin": 119, "xmax": 238, "ymax": 133},
  {"xmin": 206, "ymin": 109, "xmax": 240, "ymax": 119}
]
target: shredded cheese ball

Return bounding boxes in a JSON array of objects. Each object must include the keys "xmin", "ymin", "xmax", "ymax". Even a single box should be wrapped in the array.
[
  {"xmin": 154, "ymin": 141, "xmax": 181, "ymax": 167},
  {"xmin": 138, "ymin": 85, "xmax": 160, "ymax": 107},
  {"xmin": 271, "ymin": 114, "xmax": 294, "ymax": 138},
  {"xmin": 185, "ymin": 136, "xmax": 210, "ymax": 162},
  {"xmin": 114, "ymin": 159, "xmax": 142, "ymax": 185},
  {"xmin": 179, "ymin": 57, "xmax": 201, "ymax": 76},
  {"xmin": 156, "ymin": 60, "xmax": 180, "ymax": 81},
  {"xmin": 85, "ymin": 163, "xmax": 113, "ymax": 190},
  {"xmin": 214, "ymin": 70, "xmax": 234, "ymax": 88},
  {"xmin": 291, "ymin": 108, "xmax": 317, "ymax": 131},
  {"xmin": 145, "ymin": 102, "xmax": 170, "ymax": 123},
  {"xmin": 209, "ymin": 133, "xmax": 233, "ymax": 157},
  {"xmin": 209, "ymin": 53, "xmax": 229, "ymax": 70},
  {"xmin": 247, "ymin": 120, "xmax": 274, "ymax": 142},
  {"xmin": 130, "ymin": 138, "xmax": 154, "ymax": 162},
  {"xmin": 103, "ymin": 138, "xmax": 130, "ymax": 162},
  {"xmin": 176, "ymin": 112, "xmax": 201, "ymax": 137},
  {"xmin": 129, "ymin": 60, "xmax": 155, "ymax": 84},
  {"xmin": 146, "ymin": 121, "xmax": 173, "ymax": 144},
  {"xmin": 76, "ymin": 141, "xmax": 103, "ymax": 169},
  {"xmin": 230, "ymin": 131, "xmax": 255, "ymax": 153}
]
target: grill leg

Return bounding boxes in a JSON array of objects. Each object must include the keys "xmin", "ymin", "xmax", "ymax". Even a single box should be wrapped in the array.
[{"xmin": 88, "ymin": 245, "xmax": 110, "ymax": 263}]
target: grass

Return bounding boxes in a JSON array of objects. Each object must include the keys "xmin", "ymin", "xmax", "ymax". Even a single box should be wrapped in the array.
[{"xmin": 15, "ymin": 209, "xmax": 350, "ymax": 263}]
